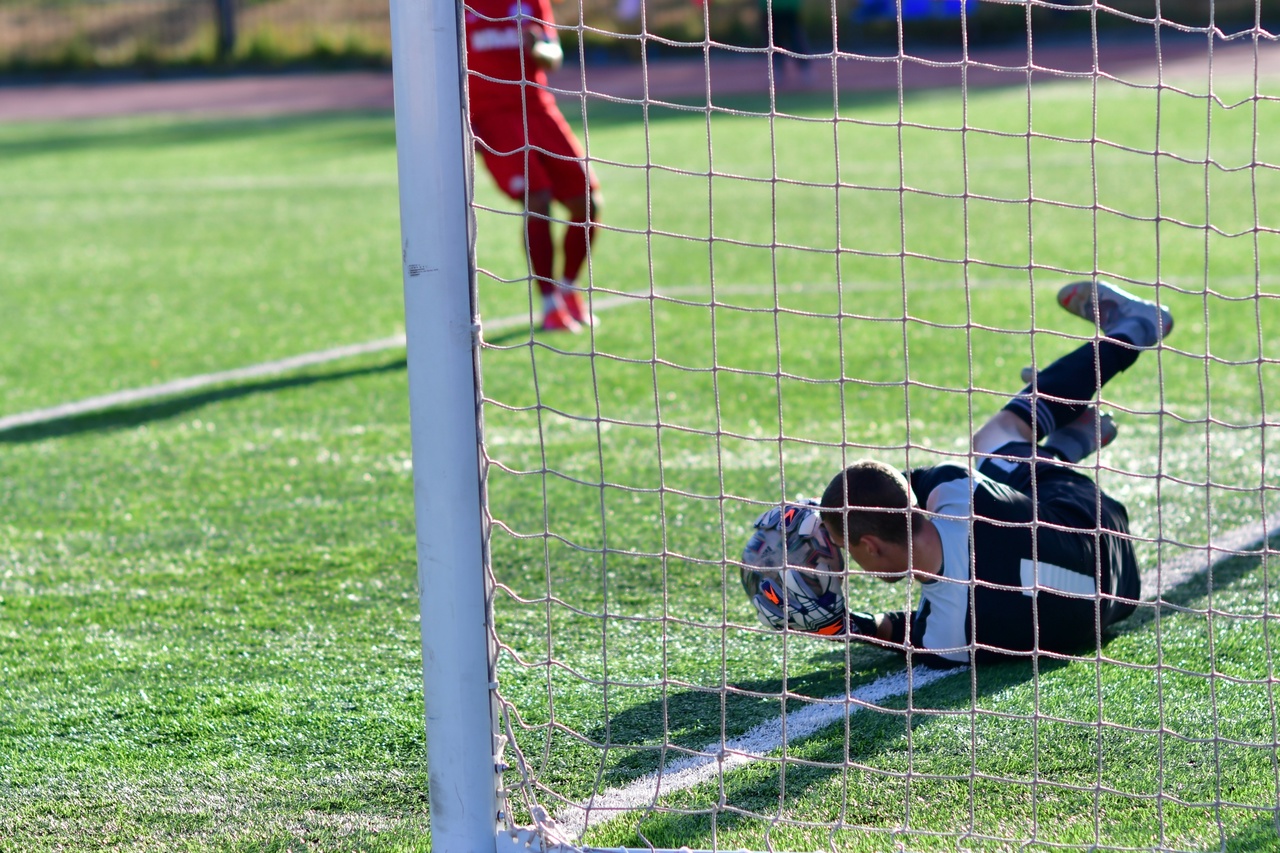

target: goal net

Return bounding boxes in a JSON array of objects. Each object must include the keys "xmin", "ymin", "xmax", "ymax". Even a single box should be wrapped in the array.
[{"xmin": 398, "ymin": 0, "xmax": 1280, "ymax": 850}]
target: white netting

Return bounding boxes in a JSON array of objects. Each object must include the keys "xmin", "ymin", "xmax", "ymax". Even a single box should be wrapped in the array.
[{"xmin": 468, "ymin": 1, "xmax": 1280, "ymax": 849}]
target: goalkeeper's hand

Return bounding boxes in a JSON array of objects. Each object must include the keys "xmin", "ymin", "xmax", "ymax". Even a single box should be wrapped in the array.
[{"xmin": 751, "ymin": 570, "xmax": 878, "ymax": 639}]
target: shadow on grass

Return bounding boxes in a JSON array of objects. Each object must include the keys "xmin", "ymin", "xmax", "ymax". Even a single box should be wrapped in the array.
[
  {"xmin": 0, "ymin": 356, "xmax": 406, "ymax": 444},
  {"xmin": 1227, "ymin": 813, "xmax": 1280, "ymax": 852},
  {"xmin": 0, "ymin": 111, "xmax": 395, "ymax": 160},
  {"xmin": 585, "ymin": 658, "xmax": 901, "ymax": 781},
  {"xmin": 589, "ymin": 530, "xmax": 1280, "ymax": 847},
  {"xmin": 585, "ymin": 651, "xmax": 1066, "ymax": 788},
  {"xmin": 609, "ymin": 662, "xmax": 1066, "ymax": 846},
  {"xmin": 1114, "ymin": 533, "xmax": 1280, "ymax": 637}
]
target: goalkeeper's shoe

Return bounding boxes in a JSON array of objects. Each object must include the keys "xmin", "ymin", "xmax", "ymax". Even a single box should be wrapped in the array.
[
  {"xmin": 1083, "ymin": 409, "xmax": 1119, "ymax": 450},
  {"xmin": 540, "ymin": 305, "xmax": 582, "ymax": 334},
  {"xmin": 1057, "ymin": 279, "xmax": 1173, "ymax": 348}
]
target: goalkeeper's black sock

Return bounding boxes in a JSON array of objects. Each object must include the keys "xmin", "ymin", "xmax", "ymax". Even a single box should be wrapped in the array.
[{"xmin": 1002, "ymin": 339, "xmax": 1139, "ymax": 441}]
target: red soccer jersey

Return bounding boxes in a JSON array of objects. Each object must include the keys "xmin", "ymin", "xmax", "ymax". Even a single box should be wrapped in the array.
[{"xmin": 464, "ymin": 0, "xmax": 559, "ymax": 116}]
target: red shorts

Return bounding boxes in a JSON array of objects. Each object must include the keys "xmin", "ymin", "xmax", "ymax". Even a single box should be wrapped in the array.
[{"xmin": 471, "ymin": 105, "xmax": 597, "ymax": 204}]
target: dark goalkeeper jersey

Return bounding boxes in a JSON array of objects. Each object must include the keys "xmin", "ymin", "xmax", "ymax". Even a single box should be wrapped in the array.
[{"xmin": 905, "ymin": 461, "xmax": 1140, "ymax": 666}]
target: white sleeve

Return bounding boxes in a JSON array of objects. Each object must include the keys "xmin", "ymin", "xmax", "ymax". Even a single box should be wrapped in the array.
[
  {"xmin": 924, "ymin": 475, "xmax": 975, "ymax": 520},
  {"xmin": 916, "ymin": 479, "xmax": 976, "ymax": 664}
]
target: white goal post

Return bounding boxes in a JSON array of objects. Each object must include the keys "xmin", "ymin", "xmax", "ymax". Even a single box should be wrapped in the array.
[{"xmin": 389, "ymin": 0, "xmax": 502, "ymax": 849}]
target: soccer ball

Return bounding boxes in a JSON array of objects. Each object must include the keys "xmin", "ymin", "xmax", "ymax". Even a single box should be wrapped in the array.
[{"xmin": 740, "ymin": 499, "xmax": 845, "ymax": 601}]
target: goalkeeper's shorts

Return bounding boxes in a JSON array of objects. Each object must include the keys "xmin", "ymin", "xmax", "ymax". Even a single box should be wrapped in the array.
[{"xmin": 979, "ymin": 440, "xmax": 1141, "ymax": 628}]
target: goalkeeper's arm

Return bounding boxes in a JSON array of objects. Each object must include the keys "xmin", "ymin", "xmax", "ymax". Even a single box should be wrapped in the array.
[
  {"xmin": 751, "ymin": 583, "xmax": 953, "ymax": 666},
  {"xmin": 848, "ymin": 610, "xmax": 908, "ymax": 645}
]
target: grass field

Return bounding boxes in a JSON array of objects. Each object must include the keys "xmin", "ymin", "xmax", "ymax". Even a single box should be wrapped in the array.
[{"xmin": 1, "ymin": 67, "xmax": 1278, "ymax": 852}]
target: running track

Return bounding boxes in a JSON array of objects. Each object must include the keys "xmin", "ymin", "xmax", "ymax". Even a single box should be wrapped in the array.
[{"xmin": 2, "ymin": 34, "xmax": 1278, "ymax": 122}]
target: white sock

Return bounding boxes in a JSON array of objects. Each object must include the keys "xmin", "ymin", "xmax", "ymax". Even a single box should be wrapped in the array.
[{"xmin": 542, "ymin": 292, "xmax": 559, "ymax": 314}]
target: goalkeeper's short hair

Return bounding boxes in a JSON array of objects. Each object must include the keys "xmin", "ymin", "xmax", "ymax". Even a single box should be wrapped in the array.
[{"xmin": 820, "ymin": 460, "xmax": 913, "ymax": 547}]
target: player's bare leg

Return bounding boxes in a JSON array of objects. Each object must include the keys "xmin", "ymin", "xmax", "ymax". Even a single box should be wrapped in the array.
[{"xmin": 972, "ymin": 410, "xmax": 1033, "ymax": 457}]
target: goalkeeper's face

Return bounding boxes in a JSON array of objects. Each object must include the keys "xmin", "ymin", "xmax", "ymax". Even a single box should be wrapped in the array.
[
  {"xmin": 824, "ymin": 519, "xmax": 909, "ymax": 583},
  {"xmin": 820, "ymin": 518, "xmax": 845, "ymax": 550}
]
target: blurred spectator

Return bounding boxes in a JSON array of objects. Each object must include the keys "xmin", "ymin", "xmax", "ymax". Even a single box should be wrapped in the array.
[{"xmin": 761, "ymin": 0, "xmax": 812, "ymax": 80}]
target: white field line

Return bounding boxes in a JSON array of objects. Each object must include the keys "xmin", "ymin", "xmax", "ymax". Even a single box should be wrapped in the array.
[
  {"xmin": 555, "ymin": 507, "xmax": 1280, "ymax": 841},
  {"xmin": 0, "ymin": 335, "xmax": 405, "ymax": 434},
  {"xmin": 0, "ymin": 280, "xmax": 914, "ymax": 434},
  {"xmin": 1, "ymin": 273, "xmax": 1226, "ymax": 434},
  {"xmin": 6, "ymin": 279, "xmax": 1276, "ymax": 843},
  {"xmin": 555, "ymin": 665, "xmax": 954, "ymax": 839},
  {"xmin": 0, "ymin": 299, "xmax": 584, "ymax": 433},
  {"xmin": 0, "ymin": 173, "xmax": 398, "ymax": 198},
  {"xmin": 1151, "ymin": 507, "xmax": 1280, "ymax": 598}
]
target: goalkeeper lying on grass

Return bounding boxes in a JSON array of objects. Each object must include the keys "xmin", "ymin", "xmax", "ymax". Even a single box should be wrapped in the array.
[{"xmin": 742, "ymin": 280, "xmax": 1172, "ymax": 667}]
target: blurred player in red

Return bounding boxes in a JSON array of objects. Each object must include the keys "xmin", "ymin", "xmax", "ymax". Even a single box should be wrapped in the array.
[{"xmin": 464, "ymin": 0, "xmax": 601, "ymax": 333}]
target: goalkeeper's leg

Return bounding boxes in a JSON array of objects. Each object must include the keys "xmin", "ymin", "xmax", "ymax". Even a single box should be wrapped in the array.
[
  {"xmin": 1042, "ymin": 407, "xmax": 1118, "ymax": 464},
  {"xmin": 975, "ymin": 281, "xmax": 1173, "ymax": 453},
  {"xmin": 996, "ymin": 338, "xmax": 1139, "ymax": 445},
  {"xmin": 973, "ymin": 340, "xmax": 1134, "ymax": 457}
]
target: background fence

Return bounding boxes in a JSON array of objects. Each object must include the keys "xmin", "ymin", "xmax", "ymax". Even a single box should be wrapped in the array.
[{"xmin": 0, "ymin": 0, "xmax": 1273, "ymax": 74}]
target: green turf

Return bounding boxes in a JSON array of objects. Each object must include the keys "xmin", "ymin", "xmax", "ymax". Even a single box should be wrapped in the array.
[
  {"xmin": 1, "ymin": 71, "xmax": 1278, "ymax": 852},
  {"xmin": 0, "ymin": 113, "xmax": 404, "ymax": 413}
]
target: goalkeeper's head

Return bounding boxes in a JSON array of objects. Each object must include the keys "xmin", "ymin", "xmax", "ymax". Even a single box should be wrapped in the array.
[{"xmin": 819, "ymin": 461, "xmax": 913, "ymax": 579}]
